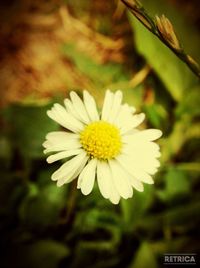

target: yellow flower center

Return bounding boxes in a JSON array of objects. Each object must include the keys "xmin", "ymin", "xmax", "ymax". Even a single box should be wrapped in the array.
[{"xmin": 80, "ymin": 121, "xmax": 122, "ymax": 160}]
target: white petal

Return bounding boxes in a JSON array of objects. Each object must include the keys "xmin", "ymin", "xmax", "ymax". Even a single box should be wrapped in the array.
[
  {"xmin": 123, "ymin": 129, "xmax": 162, "ymax": 142},
  {"xmin": 130, "ymin": 178, "xmax": 144, "ymax": 192},
  {"xmin": 96, "ymin": 161, "xmax": 111, "ymax": 199},
  {"xmin": 109, "ymin": 188, "xmax": 120, "ymax": 204},
  {"xmin": 70, "ymin": 91, "xmax": 90, "ymax": 124},
  {"xmin": 107, "ymin": 91, "xmax": 123, "ymax": 123},
  {"xmin": 47, "ymin": 104, "xmax": 84, "ymax": 132},
  {"xmin": 46, "ymin": 149, "xmax": 82, "ymax": 163},
  {"xmin": 43, "ymin": 144, "xmax": 81, "ymax": 154},
  {"xmin": 124, "ymin": 129, "xmax": 139, "ymax": 136},
  {"xmin": 67, "ymin": 156, "xmax": 88, "ymax": 184},
  {"xmin": 109, "ymin": 159, "xmax": 133, "ymax": 199},
  {"xmin": 57, "ymin": 179, "xmax": 66, "ymax": 187},
  {"xmin": 128, "ymin": 104, "xmax": 136, "ymax": 114},
  {"xmin": 122, "ymin": 142, "xmax": 161, "ymax": 159},
  {"xmin": 43, "ymin": 132, "xmax": 81, "ymax": 153},
  {"xmin": 64, "ymin": 98, "xmax": 82, "ymax": 121},
  {"xmin": 120, "ymin": 113, "xmax": 145, "ymax": 134},
  {"xmin": 114, "ymin": 104, "xmax": 134, "ymax": 129},
  {"xmin": 101, "ymin": 90, "xmax": 114, "ymax": 121},
  {"xmin": 119, "ymin": 167, "xmax": 144, "ymax": 192},
  {"xmin": 122, "ymin": 135, "xmax": 161, "ymax": 150},
  {"xmin": 52, "ymin": 151, "xmax": 86, "ymax": 181},
  {"xmin": 122, "ymin": 146, "xmax": 160, "ymax": 172},
  {"xmin": 97, "ymin": 161, "xmax": 120, "ymax": 204},
  {"xmin": 56, "ymin": 154, "xmax": 88, "ymax": 187},
  {"xmin": 45, "ymin": 131, "xmax": 78, "ymax": 141},
  {"xmin": 116, "ymin": 154, "xmax": 154, "ymax": 184},
  {"xmin": 78, "ymin": 158, "xmax": 97, "ymax": 195},
  {"xmin": 83, "ymin": 90, "xmax": 99, "ymax": 121}
]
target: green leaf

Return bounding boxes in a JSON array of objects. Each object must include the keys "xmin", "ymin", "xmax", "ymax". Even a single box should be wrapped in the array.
[
  {"xmin": 3, "ymin": 104, "xmax": 59, "ymax": 159},
  {"xmin": 137, "ymin": 200, "xmax": 200, "ymax": 230},
  {"xmin": 143, "ymin": 103, "xmax": 168, "ymax": 128},
  {"xmin": 75, "ymin": 206, "xmax": 121, "ymax": 244},
  {"xmin": 128, "ymin": 0, "xmax": 199, "ymax": 101},
  {"xmin": 157, "ymin": 167, "xmax": 191, "ymax": 202},
  {"xmin": 165, "ymin": 168, "xmax": 190, "ymax": 196},
  {"xmin": 150, "ymin": 237, "xmax": 195, "ymax": 255},
  {"xmin": 0, "ymin": 135, "xmax": 11, "ymax": 160},
  {"xmin": 71, "ymin": 240, "xmax": 119, "ymax": 268},
  {"xmin": 121, "ymin": 184, "xmax": 154, "ymax": 227},
  {"xmin": 19, "ymin": 170, "xmax": 67, "ymax": 228},
  {"xmin": 142, "ymin": 0, "xmax": 200, "ymax": 63},
  {"xmin": 62, "ymin": 43, "xmax": 129, "ymax": 87},
  {"xmin": 129, "ymin": 242, "xmax": 158, "ymax": 268},
  {"xmin": 161, "ymin": 118, "xmax": 200, "ymax": 162},
  {"xmin": 176, "ymin": 162, "xmax": 200, "ymax": 172},
  {"xmin": 4, "ymin": 240, "xmax": 69, "ymax": 268},
  {"xmin": 0, "ymin": 174, "xmax": 27, "ymax": 219},
  {"xmin": 160, "ymin": 118, "xmax": 189, "ymax": 162},
  {"xmin": 175, "ymin": 85, "xmax": 200, "ymax": 118}
]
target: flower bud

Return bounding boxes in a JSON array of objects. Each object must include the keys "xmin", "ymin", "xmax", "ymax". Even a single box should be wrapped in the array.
[{"xmin": 156, "ymin": 14, "xmax": 181, "ymax": 50}]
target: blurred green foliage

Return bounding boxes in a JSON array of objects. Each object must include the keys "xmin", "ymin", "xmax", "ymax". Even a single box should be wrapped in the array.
[
  {"xmin": 62, "ymin": 43, "xmax": 130, "ymax": 87},
  {"xmin": 0, "ymin": 0, "xmax": 200, "ymax": 268}
]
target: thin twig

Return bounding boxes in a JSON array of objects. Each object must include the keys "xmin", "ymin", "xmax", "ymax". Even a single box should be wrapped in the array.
[
  {"xmin": 129, "ymin": 64, "xmax": 151, "ymax": 87},
  {"xmin": 121, "ymin": 0, "xmax": 200, "ymax": 78}
]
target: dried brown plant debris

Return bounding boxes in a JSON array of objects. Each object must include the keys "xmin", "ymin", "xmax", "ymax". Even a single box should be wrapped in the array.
[{"xmin": 0, "ymin": 0, "xmax": 124, "ymax": 106}]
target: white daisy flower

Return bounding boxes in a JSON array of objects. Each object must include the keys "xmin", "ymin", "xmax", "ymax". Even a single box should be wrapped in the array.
[{"xmin": 43, "ymin": 90, "xmax": 162, "ymax": 204}]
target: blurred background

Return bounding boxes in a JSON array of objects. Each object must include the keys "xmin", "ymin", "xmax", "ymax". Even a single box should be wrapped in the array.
[{"xmin": 0, "ymin": 0, "xmax": 200, "ymax": 267}]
